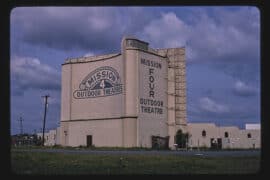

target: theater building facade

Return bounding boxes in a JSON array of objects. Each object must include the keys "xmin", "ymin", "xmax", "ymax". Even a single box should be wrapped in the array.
[{"xmin": 60, "ymin": 36, "xmax": 187, "ymax": 148}]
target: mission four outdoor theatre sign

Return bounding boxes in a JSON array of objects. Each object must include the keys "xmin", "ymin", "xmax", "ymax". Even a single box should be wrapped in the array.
[{"xmin": 73, "ymin": 66, "xmax": 123, "ymax": 99}]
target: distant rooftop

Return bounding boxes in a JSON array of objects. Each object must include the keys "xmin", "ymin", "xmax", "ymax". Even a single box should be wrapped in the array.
[{"xmin": 245, "ymin": 123, "xmax": 260, "ymax": 130}]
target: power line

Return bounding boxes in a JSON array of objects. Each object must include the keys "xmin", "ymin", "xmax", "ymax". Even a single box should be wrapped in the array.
[{"xmin": 42, "ymin": 94, "xmax": 50, "ymax": 146}]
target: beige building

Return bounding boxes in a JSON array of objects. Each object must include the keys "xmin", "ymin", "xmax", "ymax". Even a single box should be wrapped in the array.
[
  {"xmin": 37, "ymin": 127, "xmax": 60, "ymax": 146},
  {"xmin": 60, "ymin": 36, "xmax": 187, "ymax": 148},
  {"xmin": 187, "ymin": 123, "xmax": 261, "ymax": 149},
  {"xmin": 59, "ymin": 36, "xmax": 260, "ymax": 149}
]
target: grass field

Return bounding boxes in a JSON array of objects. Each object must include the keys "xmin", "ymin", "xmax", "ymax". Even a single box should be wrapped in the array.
[{"xmin": 11, "ymin": 149, "xmax": 260, "ymax": 175}]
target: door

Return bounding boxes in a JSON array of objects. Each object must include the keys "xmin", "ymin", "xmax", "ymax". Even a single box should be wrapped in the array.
[
  {"xmin": 86, "ymin": 135, "xmax": 92, "ymax": 147},
  {"xmin": 217, "ymin": 138, "xmax": 222, "ymax": 149},
  {"xmin": 151, "ymin": 136, "xmax": 169, "ymax": 149}
]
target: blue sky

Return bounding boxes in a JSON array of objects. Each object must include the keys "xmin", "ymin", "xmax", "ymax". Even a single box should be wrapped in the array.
[{"xmin": 10, "ymin": 6, "xmax": 260, "ymax": 135}]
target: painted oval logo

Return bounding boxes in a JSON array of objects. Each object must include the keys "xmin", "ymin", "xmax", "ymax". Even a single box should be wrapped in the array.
[{"xmin": 73, "ymin": 66, "xmax": 123, "ymax": 99}]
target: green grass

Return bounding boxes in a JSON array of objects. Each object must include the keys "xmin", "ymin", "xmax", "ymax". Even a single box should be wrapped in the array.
[{"xmin": 11, "ymin": 150, "xmax": 260, "ymax": 175}]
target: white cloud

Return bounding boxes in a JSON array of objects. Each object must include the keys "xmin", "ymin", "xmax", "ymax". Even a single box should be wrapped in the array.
[
  {"xmin": 142, "ymin": 8, "xmax": 259, "ymax": 63},
  {"xmin": 233, "ymin": 80, "xmax": 257, "ymax": 96},
  {"xmin": 11, "ymin": 56, "xmax": 61, "ymax": 93},
  {"xmin": 199, "ymin": 97, "xmax": 229, "ymax": 114},
  {"xmin": 11, "ymin": 7, "xmax": 259, "ymax": 60},
  {"xmin": 11, "ymin": 7, "xmax": 158, "ymax": 52},
  {"xmin": 142, "ymin": 12, "xmax": 190, "ymax": 48}
]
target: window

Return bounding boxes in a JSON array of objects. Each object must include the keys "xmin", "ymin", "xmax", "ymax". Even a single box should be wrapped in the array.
[
  {"xmin": 202, "ymin": 130, "xmax": 206, "ymax": 137},
  {"xmin": 224, "ymin": 132, "xmax": 229, "ymax": 138},
  {"xmin": 247, "ymin": 133, "xmax": 252, "ymax": 138}
]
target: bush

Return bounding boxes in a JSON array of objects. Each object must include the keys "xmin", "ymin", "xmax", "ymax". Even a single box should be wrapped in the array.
[{"xmin": 175, "ymin": 130, "xmax": 190, "ymax": 149}]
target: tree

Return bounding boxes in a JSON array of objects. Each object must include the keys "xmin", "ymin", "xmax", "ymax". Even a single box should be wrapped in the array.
[
  {"xmin": 175, "ymin": 129, "xmax": 190, "ymax": 149},
  {"xmin": 33, "ymin": 134, "xmax": 43, "ymax": 146}
]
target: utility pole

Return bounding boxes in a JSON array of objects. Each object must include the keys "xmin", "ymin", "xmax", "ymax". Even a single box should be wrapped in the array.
[
  {"xmin": 42, "ymin": 94, "xmax": 50, "ymax": 146},
  {"xmin": 17, "ymin": 116, "xmax": 23, "ymax": 135}
]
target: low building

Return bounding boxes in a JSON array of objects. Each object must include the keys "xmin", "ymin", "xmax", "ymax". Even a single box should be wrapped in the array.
[
  {"xmin": 245, "ymin": 123, "xmax": 260, "ymax": 130},
  {"xmin": 187, "ymin": 123, "xmax": 261, "ymax": 149},
  {"xmin": 37, "ymin": 127, "xmax": 61, "ymax": 146}
]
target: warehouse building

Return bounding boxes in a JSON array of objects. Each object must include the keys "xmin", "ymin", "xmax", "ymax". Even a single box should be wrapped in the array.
[{"xmin": 59, "ymin": 36, "xmax": 260, "ymax": 149}]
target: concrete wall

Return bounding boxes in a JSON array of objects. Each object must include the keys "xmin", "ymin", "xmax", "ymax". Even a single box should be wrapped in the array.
[
  {"xmin": 137, "ymin": 50, "xmax": 168, "ymax": 148},
  {"xmin": 187, "ymin": 123, "xmax": 218, "ymax": 148},
  {"xmin": 121, "ymin": 39, "xmax": 139, "ymax": 147},
  {"xmin": 187, "ymin": 123, "xmax": 261, "ymax": 149},
  {"xmin": 69, "ymin": 55, "xmax": 124, "ymax": 120},
  {"xmin": 121, "ymin": 37, "xmax": 169, "ymax": 148},
  {"xmin": 60, "ymin": 54, "xmax": 125, "ymax": 147},
  {"xmin": 61, "ymin": 64, "xmax": 71, "ymax": 121},
  {"xmin": 67, "ymin": 119, "xmax": 123, "ymax": 147}
]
